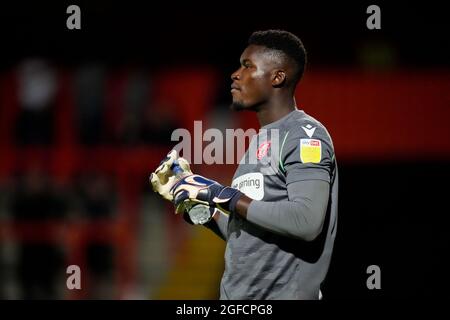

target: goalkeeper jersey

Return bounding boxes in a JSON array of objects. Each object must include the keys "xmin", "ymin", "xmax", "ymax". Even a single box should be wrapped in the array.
[{"xmin": 219, "ymin": 109, "xmax": 338, "ymax": 300}]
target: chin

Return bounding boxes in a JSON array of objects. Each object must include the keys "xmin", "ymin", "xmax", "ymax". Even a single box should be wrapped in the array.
[
  {"xmin": 230, "ymin": 101, "xmax": 247, "ymax": 111},
  {"xmin": 230, "ymin": 101, "xmax": 262, "ymax": 113}
]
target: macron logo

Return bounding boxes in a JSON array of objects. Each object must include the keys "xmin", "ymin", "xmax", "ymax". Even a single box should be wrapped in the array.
[{"xmin": 302, "ymin": 124, "xmax": 316, "ymax": 138}]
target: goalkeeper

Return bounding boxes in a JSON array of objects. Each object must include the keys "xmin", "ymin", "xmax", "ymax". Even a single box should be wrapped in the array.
[{"xmin": 150, "ymin": 30, "xmax": 338, "ymax": 300}]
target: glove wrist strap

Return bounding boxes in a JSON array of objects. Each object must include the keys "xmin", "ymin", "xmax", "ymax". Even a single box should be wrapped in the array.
[{"xmin": 226, "ymin": 190, "xmax": 244, "ymax": 213}]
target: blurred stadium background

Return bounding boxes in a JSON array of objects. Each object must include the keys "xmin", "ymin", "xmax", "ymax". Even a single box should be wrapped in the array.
[{"xmin": 0, "ymin": 2, "xmax": 449, "ymax": 299}]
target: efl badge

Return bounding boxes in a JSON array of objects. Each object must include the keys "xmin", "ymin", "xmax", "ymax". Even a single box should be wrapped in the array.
[
  {"xmin": 257, "ymin": 141, "xmax": 271, "ymax": 160},
  {"xmin": 300, "ymin": 139, "xmax": 321, "ymax": 163}
]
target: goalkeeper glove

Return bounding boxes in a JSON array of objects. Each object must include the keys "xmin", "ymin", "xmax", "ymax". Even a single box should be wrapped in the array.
[
  {"xmin": 150, "ymin": 150, "xmax": 214, "ymax": 224},
  {"xmin": 149, "ymin": 149, "xmax": 191, "ymax": 201},
  {"xmin": 170, "ymin": 174, "xmax": 243, "ymax": 214}
]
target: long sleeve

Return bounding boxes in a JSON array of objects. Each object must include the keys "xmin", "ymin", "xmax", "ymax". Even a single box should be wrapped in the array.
[{"xmin": 246, "ymin": 179, "xmax": 329, "ymax": 241}]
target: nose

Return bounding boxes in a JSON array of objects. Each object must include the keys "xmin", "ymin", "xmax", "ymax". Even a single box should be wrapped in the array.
[{"xmin": 231, "ymin": 68, "xmax": 240, "ymax": 81}]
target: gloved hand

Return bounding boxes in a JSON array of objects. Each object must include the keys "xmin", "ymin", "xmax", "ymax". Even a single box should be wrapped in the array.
[
  {"xmin": 149, "ymin": 150, "xmax": 191, "ymax": 201},
  {"xmin": 170, "ymin": 174, "xmax": 243, "ymax": 214},
  {"xmin": 150, "ymin": 150, "xmax": 220, "ymax": 224}
]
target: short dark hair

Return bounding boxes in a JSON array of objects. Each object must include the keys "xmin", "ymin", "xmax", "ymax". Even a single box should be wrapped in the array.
[{"xmin": 248, "ymin": 30, "xmax": 307, "ymax": 85}]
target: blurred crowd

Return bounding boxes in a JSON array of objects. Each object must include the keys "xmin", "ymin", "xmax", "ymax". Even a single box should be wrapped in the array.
[
  {"xmin": 0, "ymin": 168, "xmax": 117, "ymax": 299},
  {"xmin": 0, "ymin": 58, "xmax": 195, "ymax": 299},
  {"xmin": 12, "ymin": 59, "xmax": 181, "ymax": 147}
]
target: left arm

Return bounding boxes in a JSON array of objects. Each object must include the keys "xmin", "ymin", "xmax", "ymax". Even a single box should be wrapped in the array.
[
  {"xmin": 234, "ymin": 179, "xmax": 329, "ymax": 241},
  {"xmin": 234, "ymin": 125, "xmax": 335, "ymax": 241},
  {"xmin": 171, "ymin": 126, "xmax": 333, "ymax": 241}
]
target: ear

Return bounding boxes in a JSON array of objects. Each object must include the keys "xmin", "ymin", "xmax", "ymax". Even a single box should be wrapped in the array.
[{"xmin": 272, "ymin": 70, "xmax": 286, "ymax": 87}]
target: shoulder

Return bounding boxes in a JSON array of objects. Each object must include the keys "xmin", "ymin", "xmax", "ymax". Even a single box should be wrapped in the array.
[
  {"xmin": 282, "ymin": 110, "xmax": 334, "ymax": 151},
  {"xmin": 279, "ymin": 110, "xmax": 336, "ymax": 182}
]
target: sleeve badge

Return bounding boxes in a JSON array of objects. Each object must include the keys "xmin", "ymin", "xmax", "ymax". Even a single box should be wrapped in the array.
[{"xmin": 300, "ymin": 139, "xmax": 322, "ymax": 163}]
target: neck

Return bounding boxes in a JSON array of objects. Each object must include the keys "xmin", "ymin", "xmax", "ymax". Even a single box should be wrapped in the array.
[{"xmin": 256, "ymin": 95, "xmax": 297, "ymax": 127}]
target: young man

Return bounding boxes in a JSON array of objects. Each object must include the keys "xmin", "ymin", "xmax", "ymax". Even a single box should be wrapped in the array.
[{"xmin": 151, "ymin": 30, "xmax": 338, "ymax": 299}]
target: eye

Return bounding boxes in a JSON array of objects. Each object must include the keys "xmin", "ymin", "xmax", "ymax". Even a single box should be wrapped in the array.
[{"xmin": 241, "ymin": 60, "xmax": 252, "ymax": 69}]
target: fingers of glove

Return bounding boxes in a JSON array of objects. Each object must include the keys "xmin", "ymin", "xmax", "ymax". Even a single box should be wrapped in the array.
[
  {"xmin": 155, "ymin": 150, "xmax": 178, "ymax": 182},
  {"xmin": 172, "ymin": 175, "xmax": 216, "ymax": 191},
  {"xmin": 172, "ymin": 186, "xmax": 211, "ymax": 207},
  {"xmin": 175, "ymin": 199, "xmax": 196, "ymax": 215},
  {"xmin": 176, "ymin": 199, "xmax": 199, "ymax": 215},
  {"xmin": 159, "ymin": 149, "xmax": 177, "ymax": 169},
  {"xmin": 175, "ymin": 202, "xmax": 186, "ymax": 215},
  {"xmin": 150, "ymin": 173, "xmax": 177, "ymax": 201},
  {"xmin": 173, "ymin": 189, "xmax": 191, "ymax": 207},
  {"xmin": 177, "ymin": 157, "xmax": 192, "ymax": 174},
  {"xmin": 171, "ymin": 182, "xmax": 206, "ymax": 202},
  {"xmin": 149, "ymin": 173, "xmax": 161, "ymax": 193},
  {"xmin": 157, "ymin": 175, "xmax": 178, "ymax": 201},
  {"xmin": 155, "ymin": 156, "xmax": 170, "ymax": 174}
]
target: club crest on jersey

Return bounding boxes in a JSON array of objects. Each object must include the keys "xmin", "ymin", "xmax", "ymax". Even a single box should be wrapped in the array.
[
  {"xmin": 300, "ymin": 139, "xmax": 322, "ymax": 163},
  {"xmin": 256, "ymin": 141, "xmax": 271, "ymax": 160}
]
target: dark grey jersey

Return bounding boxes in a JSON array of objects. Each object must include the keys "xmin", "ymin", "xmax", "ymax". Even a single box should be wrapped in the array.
[{"xmin": 219, "ymin": 109, "xmax": 338, "ymax": 300}]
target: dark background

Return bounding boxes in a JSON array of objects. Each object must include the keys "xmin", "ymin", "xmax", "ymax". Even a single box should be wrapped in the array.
[
  {"xmin": 1, "ymin": 2, "xmax": 449, "ymax": 68},
  {"xmin": 0, "ymin": 1, "xmax": 449, "ymax": 299}
]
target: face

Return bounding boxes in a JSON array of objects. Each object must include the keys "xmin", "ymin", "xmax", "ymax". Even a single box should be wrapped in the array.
[{"xmin": 230, "ymin": 45, "xmax": 278, "ymax": 111}]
